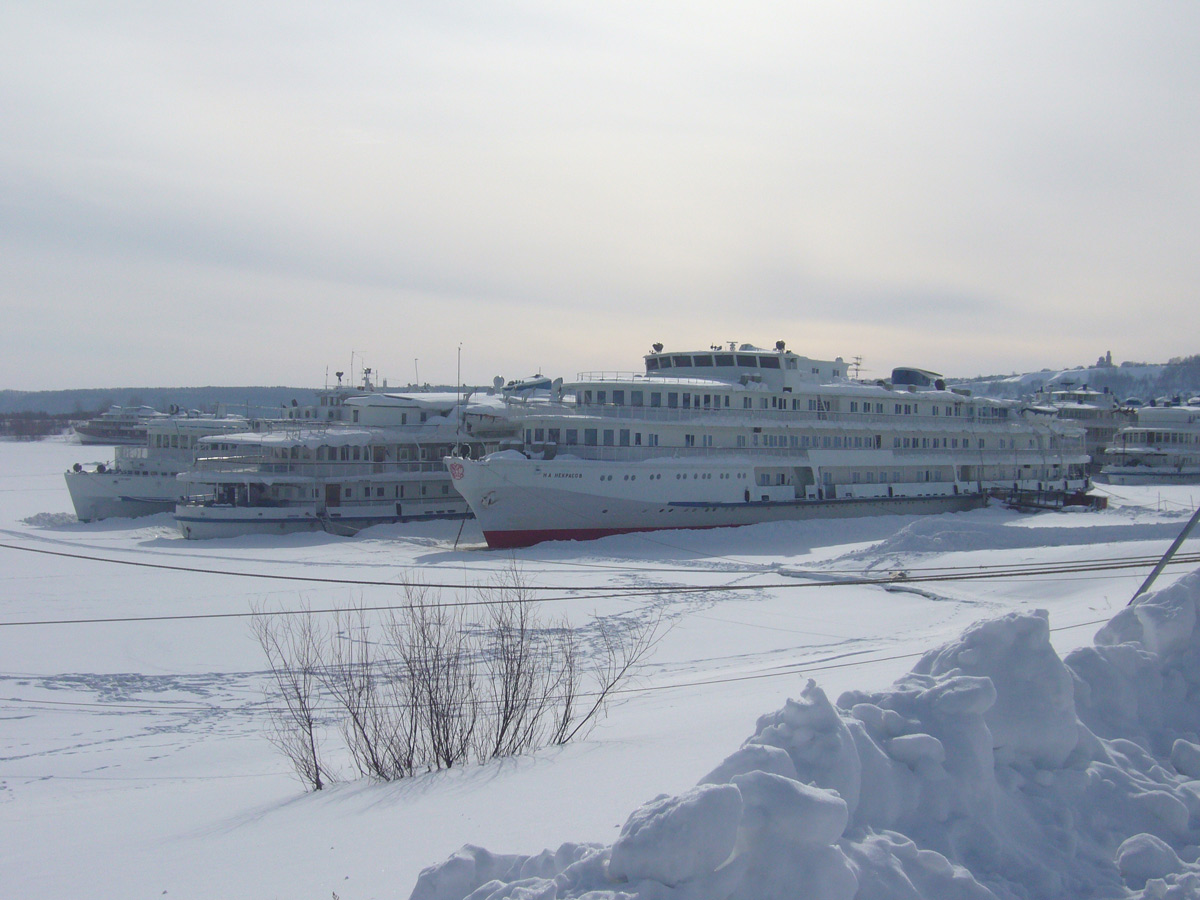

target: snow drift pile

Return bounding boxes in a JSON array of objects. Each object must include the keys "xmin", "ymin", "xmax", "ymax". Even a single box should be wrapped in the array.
[{"xmin": 410, "ymin": 570, "xmax": 1200, "ymax": 900}]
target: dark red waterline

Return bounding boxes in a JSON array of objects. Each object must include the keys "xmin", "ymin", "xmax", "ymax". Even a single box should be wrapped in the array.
[{"xmin": 482, "ymin": 524, "xmax": 727, "ymax": 549}]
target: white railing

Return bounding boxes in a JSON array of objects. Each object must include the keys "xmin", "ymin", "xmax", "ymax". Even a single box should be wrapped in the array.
[
  {"xmin": 190, "ymin": 455, "xmax": 451, "ymax": 478},
  {"xmin": 524, "ymin": 445, "xmax": 813, "ymax": 463},
  {"xmin": 512, "ymin": 401, "xmax": 1037, "ymax": 432}
]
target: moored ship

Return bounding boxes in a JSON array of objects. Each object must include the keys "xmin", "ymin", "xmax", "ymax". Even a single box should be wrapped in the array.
[
  {"xmin": 175, "ymin": 391, "xmax": 519, "ymax": 539},
  {"xmin": 65, "ymin": 414, "xmax": 252, "ymax": 521},
  {"xmin": 1099, "ymin": 405, "xmax": 1200, "ymax": 484},
  {"xmin": 73, "ymin": 405, "xmax": 169, "ymax": 445},
  {"xmin": 1031, "ymin": 383, "xmax": 1134, "ymax": 475},
  {"xmin": 448, "ymin": 342, "xmax": 1091, "ymax": 548}
]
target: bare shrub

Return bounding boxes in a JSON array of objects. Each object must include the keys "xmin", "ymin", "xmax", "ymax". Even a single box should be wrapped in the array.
[
  {"xmin": 252, "ymin": 605, "xmax": 331, "ymax": 791},
  {"xmin": 476, "ymin": 565, "xmax": 557, "ymax": 759},
  {"xmin": 251, "ymin": 570, "xmax": 661, "ymax": 786},
  {"xmin": 320, "ymin": 605, "xmax": 419, "ymax": 781},
  {"xmin": 559, "ymin": 612, "xmax": 661, "ymax": 745},
  {"xmin": 391, "ymin": 584, "xmax": 478, "ymax": 770},
  {"xmin": 546, "ymin": 619, "xmax": 580, "ymax": 746}
]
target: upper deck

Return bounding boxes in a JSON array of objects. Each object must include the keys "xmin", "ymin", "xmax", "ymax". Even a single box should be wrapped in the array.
[{"xmin": 641, "ymin": 342, "xmax": 848, "ymax": 392}]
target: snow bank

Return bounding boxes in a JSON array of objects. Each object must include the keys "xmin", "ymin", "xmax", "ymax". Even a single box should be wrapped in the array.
[
  {"xmin": 856, "ymin": 516, "xmax": 1190, "ymax": 558},
  {"xmin": 409, "ymin": 569, "xmax": 1200, "ymax": 900}
]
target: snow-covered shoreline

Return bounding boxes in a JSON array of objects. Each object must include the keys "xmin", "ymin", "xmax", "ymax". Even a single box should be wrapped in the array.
[{"xmin": 3, "ymin": 438, "xmax": 1200, "ymax": 899}]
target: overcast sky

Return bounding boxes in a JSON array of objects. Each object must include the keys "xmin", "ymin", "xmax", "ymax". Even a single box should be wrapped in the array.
[{"xmin": 2, "ymin": 2, "xmax": 1197, "ymax": 391}]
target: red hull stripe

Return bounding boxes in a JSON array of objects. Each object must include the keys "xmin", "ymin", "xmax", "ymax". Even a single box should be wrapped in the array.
[{"xmin": 482, "ymin": 525, "xmax": 724, "ymax": 549}]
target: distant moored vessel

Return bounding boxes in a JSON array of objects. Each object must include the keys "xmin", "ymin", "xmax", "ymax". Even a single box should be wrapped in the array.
[
  {"xmin": 174, "ymin": 390, "xmax": 521, "ymax": 539},
  {"xmin": 1100, "ymin": 405, "xmax": 1200, "ymax": 484},
  {"xmin": 65, "ymin": 414, "xmax": 253, "ymax": 521},
  {"xmin": 73, "ymin": 405, "xmax": 169, "ymax": 445}
]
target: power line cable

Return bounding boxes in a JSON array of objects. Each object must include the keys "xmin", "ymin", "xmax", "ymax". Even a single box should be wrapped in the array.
[
  {"xmin": 0, "ymin": 612, "xmax": 1114, "ymax": 717},
  {"xmin": 1, "ymin": 547, "xmax": 1197, "ymax": 627}
]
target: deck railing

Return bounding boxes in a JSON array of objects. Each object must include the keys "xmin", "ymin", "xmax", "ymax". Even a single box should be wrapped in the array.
[
  {"xmin": 188, "ymin": 455, "xmax": 451, "ymax": 478},
  {"xmin": 508, "ymin": 399, "xmax": 1053, "ymax": 431}
]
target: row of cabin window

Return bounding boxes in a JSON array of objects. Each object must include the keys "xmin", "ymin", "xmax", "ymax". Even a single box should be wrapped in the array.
[
  {"xmin": 578, "ymin": 390, "xmax": 977, "ymax": 419},
  {"xmin": 308, "ymin": 444, "xmax": 446, "ymax": 461},
  {"xmin": 750, "ymin": 470, "xmax": 950, "ymax": 486},
  {"xmin": 348, "ymin": 410, "xmax": 429, "ymax": 424},
  {"xmin": 206, "ymin": 443, "xmax": 448, "ymax": 461},
  {"xmin": 644, "ymin": 354, "xmax": 843, "ymax": 377},
  {"xmin": 286, "ymin": 408, "xmax": 346, "ymax": 420},
  {"xmin": 847, "ymin": 470, "xmax": 946, "ymax": 484},
  {"xmin": 283, "ymin": 407, "xmax": 433, "ymax": 424},
  {"xmin": 526, "ymin": 428, "xmax": 1039, "ymax": 452},
  {"xmin": 332, "ymin": 484, "xmax": 453, "ymax": 499},
  {"xmin": 154, "ymin": 434, "xmax": 198, "ymax": 448},
  {"xmin": 528, "ymin": 427, "xmax": 657, "ymax": 447},
  {"xmin": 891, "ymin": 436, "xmax": 1039, "ymax": 449},
  {"xmin": 735, "ymin": 434, "xmax": 992, "ymax": 450},
  {"xmin": 220, "ymin": 483, "xmax": 454, "ymax": 502},
  {"xmin": 1129, "ymin": 431, "xmax": 1198, "ymax": 445}
]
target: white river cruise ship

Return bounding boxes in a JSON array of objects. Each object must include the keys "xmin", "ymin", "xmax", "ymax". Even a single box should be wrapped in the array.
[
  {"xmin": 175, "ymin": 391, "xmax": 519, "ymax": 538},
  {"xmin": 65, "ymin": 414, "xmax": 252, "ymax": 521},
  {"xmin": 447, "ymin": 342, "xmax": 1090, "ymax": 548},
  {"xmin": 1099, "ymin": 404, "xmax": 1200, "ymax": 484}
]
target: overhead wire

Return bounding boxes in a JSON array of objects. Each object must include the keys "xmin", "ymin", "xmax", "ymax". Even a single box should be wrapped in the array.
[
  {"xmin": 5, "ymin": 533, "xmax": 1198, "ymax": 582},
  {"xmin": 0, "ymin": 610, "xmax": 1114, "ymax": 719},
  {"xmin": 1, "ymin": 537, "xmax": 1199, "ymax": 626}
]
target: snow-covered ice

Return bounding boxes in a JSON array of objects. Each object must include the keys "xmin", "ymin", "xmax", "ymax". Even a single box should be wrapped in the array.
[{"xmin": 3, "ymin": 437, "xmax": 1200, "ymax": 899}]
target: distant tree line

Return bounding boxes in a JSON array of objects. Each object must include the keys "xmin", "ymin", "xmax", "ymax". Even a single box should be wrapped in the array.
[{"xmin": 0, "ymin": 412, "xmax": 74, "ymax": 440}]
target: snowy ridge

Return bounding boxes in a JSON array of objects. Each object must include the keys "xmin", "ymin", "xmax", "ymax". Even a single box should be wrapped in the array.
[
  {"xmin": 841, "ymin": 513, "xmax": 1192, "ymax": 558},
  {"xmin": 411, "ymin": 573, "xmax": 1200, "ymax": 900}
]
